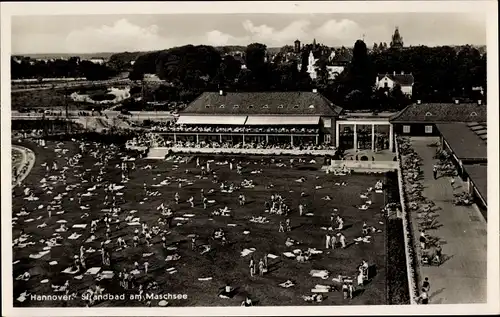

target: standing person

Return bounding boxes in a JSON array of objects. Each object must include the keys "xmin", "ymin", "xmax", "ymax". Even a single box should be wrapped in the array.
[
  {"xmin": 191, "ymin": 236, "xmax": 196, "ymax": 251},
  {"xmin": 419, "ymin": 231, "xmax": 427, "ymax": 250},
  {"xmin": 299, "ymin": 204, "xmax": 304, "ymax": 216},
  {"xmin": 357, "ymin": 267, "xmax": 364, "ymax": 286},
  {"xmin": 450, "ymin": 177, "xmax": 455, "ymax": 188},
  {"xmin": 337, "ymin": 216, "xmax": 344, "ymax": 230},
  {"xmin": 144, "ymin": 261, "xmax": 149, "ymax": 275},
  {"xmin": 339, "ymin": 233, "xmax": 346, "ymax": 249},
  {"xmin": 278, "ymin": 221, "xmax": 284, "ymax": 233},
  {"xmin": 258, "ymin": 258, "xmax": 265, "ymax": 276},
  {"xmin": 203, "ymin": 197, "xmax": 208, "ymax": 210},
  {"xmin": 422, "ymin": 277, "xmax": 430, "ymax": 293},
  {"xmin": 249, "ymin": 257, "xmax": 255, "ymax": 277},
  {"xmin": 432, "ymin": 165, "xmax": 438, "ymax": 179},
  {"xmin": 330, "ymin": 233, "xmax": 337, "ymax": 249},
  {"xmin": 348, "ymin": 282, "xmax": 354, "ymax": 299},
  {"xmin": 174, "ymin": 192, "xmax": 180, "ymax": 204},
  {"xmin": 434, "ymin": 245, "xmax": 442, "ymax": 266},
  {"xmin": 286, "ymin": 219, "xmax": 291, "ymax": 232},
  {"xmin": 362, "ymin": 222, "xmax": 369, "ymax": 236},
  {"xmin": 325, "ymin": 233, "xmax": 331, "ymax": 249},
  {"xmin": 166, "ymin": 208, "xmax": 173, "ymax": 228},
  {"xmin": 342, "ymin": 282, "xmax": 349, "ymax": 299},
  {"xmin": 162, "ymin": 235, "xmax": 167, "ymax": 249},
  {"xmin": 418, "ymin": 288, "xmax": 429, "ymax": 304}
]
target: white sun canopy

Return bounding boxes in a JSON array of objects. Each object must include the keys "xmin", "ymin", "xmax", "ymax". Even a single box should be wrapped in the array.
[
  {"xmin": 177, "ymin": 115, "xmax": 248, "ymax": 125},
  {"xmin": 245, "ymin": 116, "xmax": 320, "ymax": 126}
]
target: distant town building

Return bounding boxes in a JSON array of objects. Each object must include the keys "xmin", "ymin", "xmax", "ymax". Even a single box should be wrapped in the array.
[
  {"xmin": 306, "ymin": 51, "xmax": 318, "ymax": 80},
  {"xmin": 89, "ymin": 58, "xmax": 106, "ymax": 65},
  {"xmin": 294, "ymin": 39, "xmax": 301, "ymax": 53},
  {"xmin": 390, "ymin": 27, "xmax": 404, "ymax": 49},
  {"xmin": 301, "ymin": 50, "xmax": 346, "ymax": 81},
  {"xmin": 143, "ymin": 74, "xmax": 163, "ymax": 82},
  {"xmin": 375, "ymin": 72, "xmax": 414, "ymax": 96}
]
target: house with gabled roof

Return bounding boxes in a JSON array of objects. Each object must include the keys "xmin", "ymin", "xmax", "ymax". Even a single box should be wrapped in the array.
[
  {"xmin": 174, "ymin": 90, "xmax": 343, "ymax": 145},
  {"xmin": 389, "ymin": 100, "xmax": 487, "ymax": 136},
  {"xmin": 375, "ymin": 72, "xmax": 415, "ymax": 96}
]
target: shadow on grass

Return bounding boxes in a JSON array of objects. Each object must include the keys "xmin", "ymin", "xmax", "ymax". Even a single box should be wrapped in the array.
[
  {"xmin": 353, "ymin": 288, "xmax": 365, "ymax": 297},
  {"xmin": 368, "ymin": 264, "xmax": 378, "ymax": 279},
  {"xmin": 344, "ymin": 242, "xmax": 356, "ymax": 249},
  {"xmin": 267, "ymin": 261, "xmax": 283, "ymax": 273},
  {"xmin": 342, "ymin": 224, "xmax": 354, "ymax": 231}
]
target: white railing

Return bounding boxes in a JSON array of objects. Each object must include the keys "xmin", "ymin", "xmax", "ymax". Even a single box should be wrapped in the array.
[
  {"xmin": 395, "ymin": 135, "xmax": 418, "ymax": 305},
  {"xmin": 147, "ymin": 146, "xmax": 336, "ymax": 158}
]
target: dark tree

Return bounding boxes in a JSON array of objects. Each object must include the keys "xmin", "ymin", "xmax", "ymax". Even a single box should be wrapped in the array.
[{"xmin": 245, "ymin": 43, "xmax": 267, "ymax": 75}]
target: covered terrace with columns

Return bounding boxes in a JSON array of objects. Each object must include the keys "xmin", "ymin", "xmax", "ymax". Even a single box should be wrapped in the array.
[{"xmin": 335, "ymin": 112, "xmax": 395, "ymax": 152}]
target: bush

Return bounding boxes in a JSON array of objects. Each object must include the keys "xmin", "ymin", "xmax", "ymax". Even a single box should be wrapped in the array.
[
  {"xmin": 89, "ymin": 92, "xmax": 116, "ymax": 101},
  {"xmin": 387, "ymin": 219, "xmax": 410, "ymax": 304}
]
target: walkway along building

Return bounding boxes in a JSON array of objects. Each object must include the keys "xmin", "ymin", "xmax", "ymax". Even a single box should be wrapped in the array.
[{"xmin": 389, "ymin": 100, "xmax": 488, "ymax": 214}]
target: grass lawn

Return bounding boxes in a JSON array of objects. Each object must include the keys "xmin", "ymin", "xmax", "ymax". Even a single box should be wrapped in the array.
[
  {"xmin": 12, "ymin": 140, "xmax": 388, "ymax": 307},
  {"xmin": 12, "ymin": 87, "xmax": 117, "ymax": 111}
]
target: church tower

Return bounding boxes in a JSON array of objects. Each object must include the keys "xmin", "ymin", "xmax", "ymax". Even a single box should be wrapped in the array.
[
  {"xmin": 294, "ymin": 39, "xmax": 301, "ymax": 53},
  {"xmin": 390, "ymin": 27, "xmax": 404, "ymax": 49}
]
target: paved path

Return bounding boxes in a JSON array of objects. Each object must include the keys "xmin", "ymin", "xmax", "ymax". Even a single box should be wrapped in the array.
[{"xmin": 409, "ymin": 137, "xmax": 487, "ymax": 304}]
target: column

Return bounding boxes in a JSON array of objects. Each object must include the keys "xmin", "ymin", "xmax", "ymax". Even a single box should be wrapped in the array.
[
  {"xmin": 389, "ymin": 124, "xmax": 394, "ymax": 152},
  {"xmin": 353, "ymin": 124, "xmax": 358, "ymax": 152},
  {"xmin": 315, "ymin": 134, "xmax": 319, "ymax": 145},
  {"xmin": 196, "ymin": 134, "xmax": 199, "ymax": 144},
  {"xmin": 242, "ymin": 134, "xmax": 245, "ymax": 145},
  {"xmin": 173, "ymin": 133, "xmax": 177, "ymax": 143},
  {"xmin": 266, "ymin": 134, "xmax": 269, "ymax": 143},
  {"xmin": 290, "ymin": 135, "xmax": 294, "ymax": 146},
  {"xmin": 219, "ymin": 134, "xmax": 222, "ymax": 143},
  {"xmin": 371, "ymin": 124, "xmax": 375, "ymax": 151},
  {"xmin": 335, "ymin": 123, "xmax": 340, "ymax": 147}
]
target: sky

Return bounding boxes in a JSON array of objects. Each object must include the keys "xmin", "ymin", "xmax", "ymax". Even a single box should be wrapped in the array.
[{"xmin": 11, "ymin": 13, "xmax": 486, "ymax": 54}]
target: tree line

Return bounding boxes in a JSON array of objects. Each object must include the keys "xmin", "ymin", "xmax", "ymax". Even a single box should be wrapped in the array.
[
  {"xmin": 11, "ymin": 57, "xmax": 117, "ymax": 81},
  {"xmin": 127, "ymin": 41, "xmax": 485, "ymax": 110},
  {"xmin": 12, "ymin": 40, "xmax": 486, "ymax": 111}
]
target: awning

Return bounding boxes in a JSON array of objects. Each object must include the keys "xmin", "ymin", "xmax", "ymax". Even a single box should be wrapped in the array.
[
  {"xmin": 245, "ymin": 116, "xmax": 320, "ymax": 126},
  {"xmin": 177, "ymin": 115, "xmax": 247, "ymax": 125}
]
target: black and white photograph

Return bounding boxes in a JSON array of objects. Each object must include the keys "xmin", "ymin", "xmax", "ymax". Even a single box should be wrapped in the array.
[{"xmin": 1, "ymin": 1, "xmax": 498, "ymax": 316}]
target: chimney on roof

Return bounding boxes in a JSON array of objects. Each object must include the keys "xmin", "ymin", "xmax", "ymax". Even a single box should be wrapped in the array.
[
  {"xmin": 455, "ymin": 99, "xmax": 460, "ymax": 104},
  {"xmin": 312, "ymin": 88, "xmax": 318, "ymax": 93},
  {"xmin": 417, "ymin": 100, "xmax": 421, "ymax": 105},
  {"xmin": 219, "ymin": 90, "xmax": 223, "ymax": 96},
  {"xmin": 393, "ymin": 71, "xmax": 396, "ymax": 76},
  {"xmin": 478, "ymin": 100, "xmax": 482, "ymax": 105}
]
